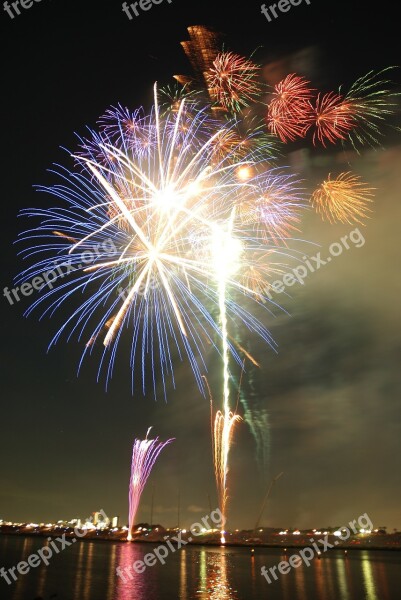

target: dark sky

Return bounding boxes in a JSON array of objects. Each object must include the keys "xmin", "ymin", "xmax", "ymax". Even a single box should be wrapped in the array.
[{"xmin": 1, "ymin": 1, "xmax": 400, "ymax": 530}]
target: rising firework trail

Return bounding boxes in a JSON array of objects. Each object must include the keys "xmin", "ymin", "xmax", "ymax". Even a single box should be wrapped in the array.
[{"xmin": 127, "ymin": 428, "xmax": 174, "ymax": 541}]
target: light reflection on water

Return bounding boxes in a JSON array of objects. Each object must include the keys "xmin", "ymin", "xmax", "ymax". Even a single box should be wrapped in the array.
[
  {"xmin": 361, "ymin": 551, "xmax": 379, "ymax": 600},
  {"xmin": 0, "ymin": 536, "xmax": 400, "ymax": 600},
  {"xmin": 194, "ymin": 548, "xmax": 238, "ymax": 600}
]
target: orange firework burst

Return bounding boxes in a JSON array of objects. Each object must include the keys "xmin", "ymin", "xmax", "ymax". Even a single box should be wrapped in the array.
[
  {"xmin": 206, "ymin": 52, "xmax": 262, "ymax": 112},
  {"xmin": 311, "ymin": 172, "xmax": 374, "ymax": 225},
  {"xmin": 313, "ymin": 92, "xmax": 356, "ymax": 146},
  {"xmin": 267, "ymin": 74, "xmax": 315, "ymax": 143}
]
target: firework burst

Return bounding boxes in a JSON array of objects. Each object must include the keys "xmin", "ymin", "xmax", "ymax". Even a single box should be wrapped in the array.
[
  {"xmin": 343, "ymin": 68, "xmax": 399, "ymax": 150},
  {"xmin": 206, "ymin": 52, "xmax": 262, "ymax": 112},
  {"xmin": 238, "ymin": 168, "xmax": 305, "ymax": 243},
  {"xmin": 311, "ymin": 172, "xmax": 374, "ymax": 225},
  {"xmin": 17, "ymin": 86, "xmax": 303, "ymax": 397},
  {"xmin": 267, "ymin": 74, "xmax": 314, "ymax": 142},
  {"xmin": 313, "ymin": 92, "xmax": 356, "ymax": 146}
]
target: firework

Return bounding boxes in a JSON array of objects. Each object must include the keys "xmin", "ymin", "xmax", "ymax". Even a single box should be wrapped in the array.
[
  {"xmin": 311, "ymin": 172, "xmax": 374, "ymax": 225},
  {"xmin": 313, "ymin": 92, "xmax": 356, "ymax": 147},
  {"xmin": 18, "ymin": 85, "xmax": 303, "ymax": 533},
  {"xmin": 178, "ymin": 25, "xmax": 220, "ymax": 84},
  {"xmin": 343, "ymin": 68, "xmax": 399, "ymax": 150},
  {"xmin": 267, "ymin": 74, "xmax": 314, "ymax": 142},
  {"xmin": 127, "ymin": 428, "xmax": 173, "ymax": 541},
  {"xmin": 213, "ymin": 410, "xmax": 241, "ymax": 543},
  {"xmin": 18, "ymin": 86, "xmax": 301, "ymax": 396},
  {"xmin": 238, "ymin": 168, "xmax": 304, "ymax": 244},
  {"xmin": 206, "ymin": 52, "xmax": 262, "ymax": 112}
]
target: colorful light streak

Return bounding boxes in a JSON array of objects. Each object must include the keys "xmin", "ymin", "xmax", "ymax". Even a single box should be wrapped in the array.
[{"xmin": 127, "ymin": 428, "xmax": 173, "ymax": 541}]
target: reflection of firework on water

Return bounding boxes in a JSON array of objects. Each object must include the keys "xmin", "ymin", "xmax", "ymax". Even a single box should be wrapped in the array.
[
  {"xmin": 18, "ymin": 87, "xmax": 303, "ymax": 396},
  {"xmin": 127, "ymin": 428, "xmax": 174, "ymax": 541},
  {"xmin": 267, "ymin": 74, "xmax": 314, "ymax": 142},
  {"xmin": 206, "ymin": 52, "xmax": 262, "ymax": 112},
  {"xmin": 311, "ymin": 172, "xmax": 374, "ymax": 225},
  {"xmin": 313, "ymin": 92, "xmax": 356, "ymax": 147}
]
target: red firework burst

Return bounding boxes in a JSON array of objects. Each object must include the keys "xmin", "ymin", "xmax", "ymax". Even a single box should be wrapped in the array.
[
  {"xmin": 267, "ymin": 74, "xmax": 315, "ymax": 143},
  {"xmin": 313, "ymin": 92, "xmax": 356, "ymax": 146}
]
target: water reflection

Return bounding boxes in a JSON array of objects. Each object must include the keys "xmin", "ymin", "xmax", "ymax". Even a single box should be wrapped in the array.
[
  {"xmin": 294, "ymin": 554, "xmax": 306, "ymax": 599},
  {"xmin": 375, "ymin": 561, "xmax": 390, "ymax": 600},
  {"xmin": 106, "ymin": 543, "xmax": 118, "ymax": 600},
  {"xmin": 82, "ymin": 542, "xmax": 94, "ymax": 600},
  {"xmin": 12, "ymin": 537, "xmax": 33, "ymax": 600},
  {"xmin": 335, "ymin": 556, "xmax": 350, "ymax": 600},
  {"xmin": 361, "ymin": 551, "xmax": 379, "ymax": 600},
  {"xmin": 114, "ymin": 542, "xmax": 157, "ymax": 600},
  {"xmin": 1, "ymin": 536, "xmax": 398, "ymax": 600},
  {"xmin": 196, "ymin": 548, "xmax": 238, "ymax": 600},
  {"xmin": 324, "ymin": 556, "xmax": 336, "ymax": 599},
  {"xmin": 180, "ymin": 548, "xmax": 187, "ymax": 600},
  {"xmin": 73, "ymin": 539, "xmax": 86, "ymax": 599},
  {"xmin": 280, "ymin": 551, "xmax": 290, "ymax": 600}
]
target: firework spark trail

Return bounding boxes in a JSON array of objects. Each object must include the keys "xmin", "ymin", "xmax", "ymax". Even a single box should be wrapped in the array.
[
  {"xmin": 313, "ymin": 92, "xmax": 356, "ymax": 147},
  {"xmin": 206, "ymin": 52, "xmax": 262, "ymax": 112},
  {"xmin": 267, "ymin": 74, "xmax": 314, "ymax": 143},
  {"xmin": 267, "ymin": 69, "xmax": 398, "ymax": 148},
  {"xmin": 216, "ymin": 246, "xmax": 238, "ymax": 543},
  {"xmin": 311, "ymin": 172, "xmax": 374, "ymax": 225},
  {"xmin": 127, "ymin": 428, "xmax": 174, "ymax": 541},
  {"xmin": 343, "ymin": 68, "xmax": 399, "ymax": 150},
  {"xmin": 18, "ymin": 87, "xmax": 303, "ymax": 396}
]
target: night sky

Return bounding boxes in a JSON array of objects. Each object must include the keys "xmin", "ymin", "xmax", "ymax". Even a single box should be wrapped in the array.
[{"xmin": 1, "ymin": 0, "xmax": 400, "ymax": 531}]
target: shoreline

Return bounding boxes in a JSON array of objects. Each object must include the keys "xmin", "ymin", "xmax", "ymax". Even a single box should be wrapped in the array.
[{"xmin": 1, "ymin": 531, "xmax": 401, "ymax": 551}]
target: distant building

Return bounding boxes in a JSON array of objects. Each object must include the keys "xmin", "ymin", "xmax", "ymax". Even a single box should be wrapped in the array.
[{"xmin": 112, "ymin": 516, "xmax": 119, "ymax": 528}]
